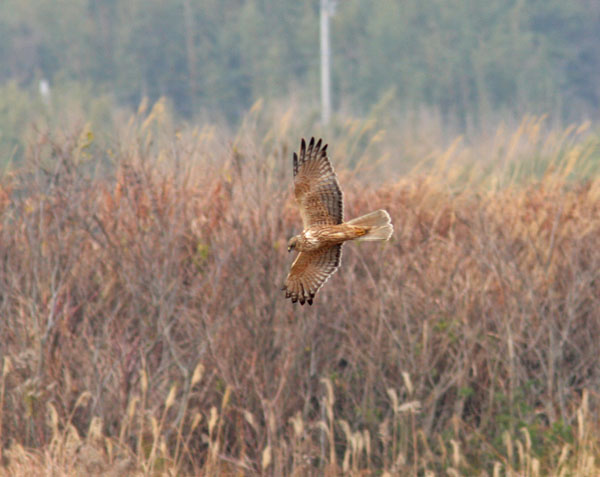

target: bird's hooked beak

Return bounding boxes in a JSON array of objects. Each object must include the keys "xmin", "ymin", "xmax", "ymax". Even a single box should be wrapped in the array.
[{"xmin": 287, "ymin": 238, "xmax": 295, "ymax": 253}]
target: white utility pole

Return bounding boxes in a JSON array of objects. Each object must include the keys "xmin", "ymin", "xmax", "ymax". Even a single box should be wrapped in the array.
[{"xmin": 320, "ymin": 0, "xmax": 332, "ymax": 125}]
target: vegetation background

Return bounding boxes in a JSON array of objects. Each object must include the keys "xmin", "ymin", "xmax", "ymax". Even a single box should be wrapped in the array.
[{"xmin": 1, "ymin": 0, "xmax": 600, "ymax": 475}]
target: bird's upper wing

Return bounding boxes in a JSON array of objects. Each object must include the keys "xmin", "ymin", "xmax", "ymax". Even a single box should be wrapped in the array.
[
  {"xmin": 293, "ymin": 137, "xmax": 343, "ymax": 227},
  {"xmin": 282, "ymin": 244, "xmax": 342, "ymax": 305}
]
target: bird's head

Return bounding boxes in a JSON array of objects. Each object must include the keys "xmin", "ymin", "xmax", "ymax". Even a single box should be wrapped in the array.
[{"xmin": 287, "ymin": 235, "xmax": 300, "ymax": 253}]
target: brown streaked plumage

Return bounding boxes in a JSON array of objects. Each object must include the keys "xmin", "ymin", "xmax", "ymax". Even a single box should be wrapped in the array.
[{"xmin": 282, "ymin": 137, "xmax": 394, "ymax": 305}]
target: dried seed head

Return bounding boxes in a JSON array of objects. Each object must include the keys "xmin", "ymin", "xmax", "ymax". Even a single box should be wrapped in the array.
[
  {"xmin": 316, "ymin": 421, "xmax": 329, "ymax": 435},
  {"xmin": 47, "ymin": 402, "xmax": 59, "ymax": 436},
  {"xmin": 289, "ymin": 412, "xmax": 303, "ymax": 438},
  {"xmin": 88, "ymin": 416, "xmax": 103, "ymax": 441},
  {"xmin": 402, "ymin": 371, "xmax": 414, "ymax": 396},
  {"xmin": 516, "ymin": 440, "xmax": 525, "ymax": 468},
  {"xmin": 378, "ymin": 418, "xmax": 390, "ymax": 443},
  {"xmin": 267, "ymin": 408, "xmax": 276, "ymax": 436},
  {"xmin": 126, "ymin": 396, "xmax": 139, "ymax": 422},
  {"xmin": 520, "ymin": 427, "xmax": 532, "ymax": 452},
  {"xmin": 150, "ymin": 416, "xmax": 159, "ymax": 441},
  {"xmin": 353, "ymin": 430, "xmax": 363, "ymax": 455},
  {"xmin": 386, "ymin": 388, "xmax": 399, "ymax": 415},
  {"xmin": 244, "ymin": 410, "xmax": 256, "ymax": 429},
  {"xmin": 159, "ymin": 436, "xmax": 167, "ymax": 456},
  {"xmin": 363, "ymin": 429, "xmax": 371, "ymax": 459},
  {"xmin": 532, "ymin": 457, "xmax": 540, "ymax": 477},
  {"xmin": 557, "ymin": 444, "xmax": 570, "ymax": 468},
  {"xmin": 221, "ymin": 386, "xmax": 232, "ymax": 411},
  {"xmin": 503, "ymin": 431, "xmax": 513, "ymax": 463},
  {"xmin": 191, "ymin": 412, "xmax": 202, "ymax": 432},
  {"xmin": 342, "ymin": 448, "xmax": 350, "ymax": 473},
  {"xmin": 261, "ymin": 445, "xmax": 271, "ymax": 470},
  {"xmin": 450, "ymin": 439, "xmax": 461, "ymax": 467},
  {"xmin": 2, "ymin": 356, "xmax": 12, "ymax": 376},
  {"xmin": 208, "ymin": 406, "xmax": 218, "ymax": 437},
  {"xmin": 74, "ymin": 391, "xmax": 92, "ymax": 409},
  {"xmin": 191, "ymin": 362, "xmax": 204, "ymax": 387},
  {"xmin": 165, "ymin": 384, "xmax": 177, "ymax": 410},
  {"xmin": 140, "ymin": 369, "xmax": 148, "ymax": 396},
  {"xmin": 398, "ymin": 400, "xmax": 421, "ymax": 414},
  {"xmin": 321, "ymin": 377, "xmax": 334, "ymax": 405},
  {"xmin": 338, "ymin": 419, "xmax": 352, "ymax": 443}
]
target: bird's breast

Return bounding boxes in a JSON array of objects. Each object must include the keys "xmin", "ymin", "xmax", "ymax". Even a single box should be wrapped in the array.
[{"xmin": 299, "ymin": 229, "xmax": 322, "ymax": 251}]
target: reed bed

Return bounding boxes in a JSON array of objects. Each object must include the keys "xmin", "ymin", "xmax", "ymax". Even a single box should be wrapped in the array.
[{"xmin": 1, "ymin": 101, "xmax": 599, "ymax": 475}]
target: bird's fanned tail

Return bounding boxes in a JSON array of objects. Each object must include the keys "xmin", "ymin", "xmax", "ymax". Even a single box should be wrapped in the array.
[{"xmin": 346, "ymin": 209, "xmax": 393, "ymax": 241}]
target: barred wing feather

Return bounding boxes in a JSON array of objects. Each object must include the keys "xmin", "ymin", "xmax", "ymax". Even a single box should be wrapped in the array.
[
  {"xmin": 282, "ymin": 244, "xmax": 342, "ymax": 305},
  {"xmin": 293, "ymin": 137, "xmax": 343, "ymax": 227}
]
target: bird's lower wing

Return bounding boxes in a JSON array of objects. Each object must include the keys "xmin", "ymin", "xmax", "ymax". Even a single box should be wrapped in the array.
[{"xmin": 282, "ymin": 244, "xmax": 342, "ymax": 305}]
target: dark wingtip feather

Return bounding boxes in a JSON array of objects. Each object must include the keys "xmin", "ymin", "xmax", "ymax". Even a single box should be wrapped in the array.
[
  {"xmin": 307, "ymin": 298, "xmax": 313, "ymax": 305},
  {"xmin": 306, "ymin": 137, "xmax": 315, "ymax": 158}
]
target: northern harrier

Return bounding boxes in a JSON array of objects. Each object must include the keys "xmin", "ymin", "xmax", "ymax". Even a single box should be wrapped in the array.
[{"xmin": 282, "ymin": 137, "xmax": 393, "ymax": 305}]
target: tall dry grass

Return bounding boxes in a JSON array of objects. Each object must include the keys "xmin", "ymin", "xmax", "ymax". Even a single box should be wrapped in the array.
[{"xmin": 1, "ymin": 100, "xmax": 600, "ymax": 475}]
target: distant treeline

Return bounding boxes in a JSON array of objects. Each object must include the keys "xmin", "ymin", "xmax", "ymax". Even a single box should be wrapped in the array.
[{"xmin": 1, "ymin": 0, "xmax": 599, "ymax": 123}]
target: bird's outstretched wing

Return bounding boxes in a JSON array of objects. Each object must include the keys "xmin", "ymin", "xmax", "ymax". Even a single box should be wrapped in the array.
[
  {"xmin": 282, "ymin": 244, "xmax": 342, "ymax": 305},
  {"xmin": 293, "ymin": 137, "xmax": 343, "ymax": 227}
]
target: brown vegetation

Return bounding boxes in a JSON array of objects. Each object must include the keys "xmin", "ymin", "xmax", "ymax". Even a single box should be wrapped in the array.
[{"xmin": 1, "ymin": 105, "xmax": 600, "ymax": 475}]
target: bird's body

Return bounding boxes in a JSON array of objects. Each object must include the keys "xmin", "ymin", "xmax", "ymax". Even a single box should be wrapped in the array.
[
  {"xmin": 282, "ymin": 138, "xmax": 393, "ymax": 305},
  {"xmin": 293, "ymin": 224, "xmax": 367, "ymax": 252}
]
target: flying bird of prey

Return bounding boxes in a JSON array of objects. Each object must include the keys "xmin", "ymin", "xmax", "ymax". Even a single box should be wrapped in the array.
[{"xmin": 282, "ymin": 137, "xmax": 393, "ymax": 305}]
